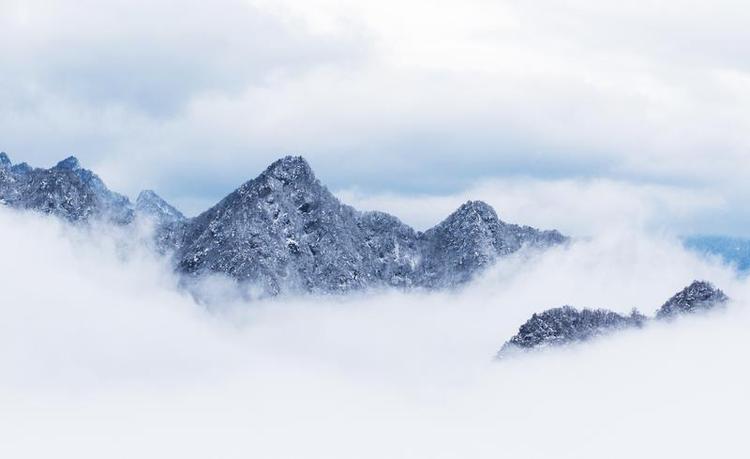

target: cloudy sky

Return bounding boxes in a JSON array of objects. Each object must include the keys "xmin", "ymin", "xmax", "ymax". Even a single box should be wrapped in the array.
[
  {"xmin": 1, "ymin": 0, "xmax": 749, "ymax": 234},
  {"xmin": 3, "ymin": 4, "xmax": 750, "ymax": 456}
]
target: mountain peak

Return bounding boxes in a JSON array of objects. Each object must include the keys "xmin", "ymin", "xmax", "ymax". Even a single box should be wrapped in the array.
[
  {"xmin": 262, "ymin": 155, "xmax": 314, "ymax": 184},
  {"xmin": 54, "ymin": 156, "xmax": 81, "ymax": 170},
  {"xmin": 0, "ymin": 153, "xmax": 133, "ymax": 224},
  {"xmin": 656, "ymin": 280, "xmax": 728, "ymax": 319},
  {"xmin": 497, "ymin": 306, "xmax": 646, "ymax": 357},
  {"xmin": 498, "ymin": 279, "xmax": 728, "ymax": 358},
  {"xmin": 136, "ymin": 189, "xmax": 185, "ymax": 223},
  {"xmin": 136, "ymin": 189, "xmax": 160, "ymax": 202},
  {"xmin": 437, "ymin": 200, "xmax": 500, "ymax": 230},
  {"xmin": 0, "ymin": 152, "xmax": 11, "ymax": 168},
  {"xmin": 455, "ymin": 200, "xmax": 497, "ymax": 218}
]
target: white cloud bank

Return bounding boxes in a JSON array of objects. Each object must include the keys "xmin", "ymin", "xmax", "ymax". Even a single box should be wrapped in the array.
[{"xmin": 1, "ymin": 206, "xmax": 748, "ymax": 458}]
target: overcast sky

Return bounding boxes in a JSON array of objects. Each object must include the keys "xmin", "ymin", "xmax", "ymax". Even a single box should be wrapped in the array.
[{"xmin": 1, "ymin": 0, "xmax": 749, "ymax": 234}]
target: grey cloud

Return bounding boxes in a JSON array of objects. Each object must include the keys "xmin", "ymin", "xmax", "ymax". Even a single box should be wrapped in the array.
[
  {"xmin": 0, "ymin": 0, "xmax": 367, "ymax": 116},
  {"xmin": 0, "ymin": 0, "xmax": 749, "ymax": 236}
]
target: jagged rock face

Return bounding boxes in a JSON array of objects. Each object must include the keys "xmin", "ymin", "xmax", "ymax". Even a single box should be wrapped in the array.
[
  {"xmin": 174, "ymin": 156, "xmax": 416, "ymax": 294},
  {"xmin": 0, "ymin": 153, "xmax": 30, "ymax": 196},
  {"xmin": 655, "ymin": 281, "xmax": 728, "ymax": 319},
  {"xmin": 417, "ymin": 202, "xmax": 505, "ymax": 287},
  {"xmin": 498, "ymin": 306, "xmax": 645, "ymax": 356},
  {"xmin": 357, "ymin": 210, "xmax": 421, "ymax": 288},
  {"xmin": 0, "ymin": 153, "xmax": 24, "ymax": 204},
  {"xmin": 172, "ymin": 156, "xmax": 566, "ymax": 294},
  {"xmin": 136, "ymin": 190, "xmax": 185, "ymax": 224},
  {"xmin": 0, "ymin": 154, "xmax": 133, "ymax": 224},
  {"xmin": 417, "ymin": 201, "xmax": 566, "ymax": 287}
]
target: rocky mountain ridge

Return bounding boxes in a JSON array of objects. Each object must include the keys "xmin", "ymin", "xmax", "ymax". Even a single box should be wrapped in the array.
[
  {"xmin": 0, "ymin": 152, "xmax": 174, "ymax": 225},
  {"xmin": 168, "ymin": 156, "xmax": 567, "ymax": 294},
  {"xmin": 497, "ymin": 281, "xmax": 729, "ymax": 358},
  {"xmin": 0, "ymin": 152, "xmax": 567, "ymax": 294}
]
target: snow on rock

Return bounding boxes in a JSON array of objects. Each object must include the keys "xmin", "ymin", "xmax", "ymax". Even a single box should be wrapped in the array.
[
  {"xmin": 497, "ymin": 307, "xmax": 646, "ymax": 357},
  {"xmin": 498, "ymin": 280, "xmax": 729, "ymax": 358},
  {"xmin": 136, "ymin": 190, "xmax": 186, "ymax": 225},
  {"xmin": 1, "ymin": 152, "xmax": 566, "ymax": 295},
  {"xmin": 655, "ymin": 280, "xmax": 728, "ymax": 319},
  {"xmin": 0, "ymin": 153, "xmax": 186, "ymax": 227},
  {"xmin": 0, "ymin": 153, "xmax": 130, "ymax": 223},
  {"xmin": 0, "ymin": 152, "xmax": 11, "ymax": 168},
  {"xmin": 169, "ymin": 156, "xmax": 567, "ymax": 295},
  {"xmin": 417, "ymin": 200, "xmax": 566, "ymax": 287}
]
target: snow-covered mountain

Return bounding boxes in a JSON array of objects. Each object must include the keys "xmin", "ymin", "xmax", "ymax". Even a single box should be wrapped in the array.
[
  {"xmin": 166, "ymin": 156, "xmax": 567, "ymax": 294},
  {"xmin": 417, "ymin": 200, "xmax": 565, "ymax": 288},
  {"xmin": 135, "ymin": 189, "xmax": 186, "ymax": 225},
  {"xmin": 1, "ymin": 152, "xmax": 567, "ymax": 294},
  {"xmin": 655, "ymin": 280, "xmax": 729, "ymax": 319},
  {"xmin": 0, "ymin": 153, "xmax": 133, "ymax": 224},
  {"xmin": 0, "ymin": 152, "xmax": 186, "ymax": 227},
  {"xmin": 497, "ymin": 281, "xmax": 728, "ymax": 357}
]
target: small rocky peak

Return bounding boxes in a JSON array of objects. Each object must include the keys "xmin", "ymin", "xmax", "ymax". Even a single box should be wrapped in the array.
[
  {"xmin": 10, "ymin": 162, "xmax": 32, "ymax": 174},
  {"xmin": 136, "ymin": 189, "xmax": 160, "ymax": 206},
  {"xmin": 54, "ymin": 156, "xmax": 81, "ymax": 171},
  {"xmin": 429, "ymin": 201, "xmax": 500, "ymax": 236},
  {"xmin": 656, "ymin": 280, "xmax": 729, "ymax": 319},
  {"xmin": 136, "ymin": 189, "xmax": 185, "ymax": 222},
  {"xmin": 262, "ymin": 155, "xmax": 315, "ymax": 185},
  {"xmin": 0, "ymin": 152, "xmax": 11, "ymax": 168},
  {"xmin": 448, "ymin": 200, "xmax": 499, "ymax": 223},
  {"xmin": 496, "ymin": 305, "xmax": 644, "ymax": 358}
]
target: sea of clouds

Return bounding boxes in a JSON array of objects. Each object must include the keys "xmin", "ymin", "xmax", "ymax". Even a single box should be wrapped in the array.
[{"xmin": 1, "ymin": 205, "xmax": 748, "ymax": 458}]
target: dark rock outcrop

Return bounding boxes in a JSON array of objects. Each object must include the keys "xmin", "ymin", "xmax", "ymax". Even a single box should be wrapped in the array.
[
  {"xmin": 498, "ymin": 306, "xmax": 645, "ymax": 356},
  {"xmin": 498, "ymin": 280, "xmax": 729, "ymax": 358},
  {"xmin": 655, "ymin": 281, "xmax": 728, "ymax": 319}
]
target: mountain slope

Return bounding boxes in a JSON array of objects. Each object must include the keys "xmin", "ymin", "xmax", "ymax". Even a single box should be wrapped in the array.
[
  {"xmin": 0, "ymin": 152, "xmax": 185, "ymax": 229},
  {"xmin": 136, "ymin": 190, "xmax": 186, "ymax": 224},
  {"xmin": 173, "ymin": 156, "xmax": 422, "ymax": 294},
  {"xmin": 417, "ymin": 201, "xmax": 566, "ymax": 287},
  {"xmin": 1, "ymin": 151, "xmax": 567, "ymax": 295},
  {"xmin": 172, "ymin": 156, "xmax": 567, "ymax": 294},
  {"xmin": 0, "ymin": 153, "xmax": 133, "ymax": 224}
]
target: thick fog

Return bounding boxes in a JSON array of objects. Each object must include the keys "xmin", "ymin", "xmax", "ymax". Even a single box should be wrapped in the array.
[{"xmin": 1, "ymin": 206, "xmax": 748, "ymax": 458}]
